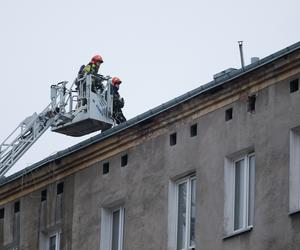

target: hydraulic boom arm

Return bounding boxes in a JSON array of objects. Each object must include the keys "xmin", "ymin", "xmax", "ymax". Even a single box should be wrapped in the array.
[
  {"xmin": 0, "ymin": 81, "xmax": 71, "ymax": 177},
  {"xmin": 0, "ymin": 106, "xmax": 58, "ymax": 177},
  {"xmin": 0, "ymin": 75, "xmax": 115, "ymax": 178}
]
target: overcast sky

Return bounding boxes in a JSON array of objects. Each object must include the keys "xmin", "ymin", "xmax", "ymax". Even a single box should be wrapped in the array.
[{"xmin": 1, "ymin": 0, "xmax": 300, "ymax": 176}]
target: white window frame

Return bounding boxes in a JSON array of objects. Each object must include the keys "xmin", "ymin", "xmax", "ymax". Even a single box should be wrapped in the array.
[
  {"xmin": 47, "ymin": 232, "xmax": 61, "ymax": 250},
  {"xmin": 168, "ymin": 174, "xmax": 196, "ymax": 250},
  {"xmin": 100, "ymin": 206, "xmax": 125, "ymax": 250},
  {"xmin": 224, "ymin": 153, "xmax": 255, "ymax": 236},
  {"xmin": 289, "ymin": 129, "xmax": 300, "ymax": 213}
]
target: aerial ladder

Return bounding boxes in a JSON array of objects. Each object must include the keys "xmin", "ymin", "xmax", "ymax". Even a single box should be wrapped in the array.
[{"xmin": 0, "ymin": 74, "xmax": 116, "ymax": 177}]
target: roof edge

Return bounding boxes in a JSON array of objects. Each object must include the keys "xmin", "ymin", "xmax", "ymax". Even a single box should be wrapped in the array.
[{"xmin": 1, "ymin": 41, "xmax": 300, "ymax": 186}]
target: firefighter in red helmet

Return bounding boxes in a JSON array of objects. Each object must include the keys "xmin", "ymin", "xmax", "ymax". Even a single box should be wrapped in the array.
[
  {"xmin": 112, "ymin": 77, "xmax": 121, "ymax": 85},
  {"xmin": 77, "ymin": 54, "xmax": 103, "ymax": 77},
  {"xmin": 84, "ymin": 54, "xmax": 103, "ymax": 74},
  {"xmin": 75, "ymin": 54, "xmax": 105, "ymax": 107},
  {"xmin": 76, "ymin": 54, "xmax": 105, "ymax": 94},
  {"xmin": 111, "ymin": 77, "xmax": 126, "ymax": 124}
]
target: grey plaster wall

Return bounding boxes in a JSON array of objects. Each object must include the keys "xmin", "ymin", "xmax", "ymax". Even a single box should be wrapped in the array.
[
  {"xmin": 69, "ymin": 73, "xmax": 300, "ymax": 250},
  {"xmin": 71, "ymin": 136, "xmax": 169, "ymax": 250},
  {"xmin": 19, "ymin": 190, "xmax": 40, "ymax": 250}
]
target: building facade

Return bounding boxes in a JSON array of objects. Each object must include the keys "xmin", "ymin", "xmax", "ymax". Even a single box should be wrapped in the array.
[{"xmin": 1, "ymin": 42, "xmax": 300, "ymax": 250}]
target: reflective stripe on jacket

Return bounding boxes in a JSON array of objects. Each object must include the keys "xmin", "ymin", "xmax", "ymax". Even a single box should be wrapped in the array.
[{"xmin": 83, "ymin": 63, "xmax": 99, "ymax": 74}]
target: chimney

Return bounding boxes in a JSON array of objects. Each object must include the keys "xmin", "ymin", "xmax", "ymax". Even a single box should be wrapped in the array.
[{"xmin": 251, "ymin": 57, "xmax": 260, "ymax": 64}]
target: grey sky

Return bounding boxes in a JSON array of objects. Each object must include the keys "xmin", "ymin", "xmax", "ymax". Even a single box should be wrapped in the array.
[{"xmin": 1, "ymin": 0, "xmax": 299, "ymax": 175}]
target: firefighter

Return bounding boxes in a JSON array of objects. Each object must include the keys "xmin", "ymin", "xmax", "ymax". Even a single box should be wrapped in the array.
[
  {"xmin": 78, "ymin": 54, "xmax": 104, "ymax": 94},
  {"xmin": 111, "ymin": 77, "xmax": 126, "ymax": 124},
  {"xmin": 83, "ymin": 54, "xmax": 103, "ymax": 75},
  {"xmin": 75, "ymin": 55, "xmax": 104, "ymax": 106}
]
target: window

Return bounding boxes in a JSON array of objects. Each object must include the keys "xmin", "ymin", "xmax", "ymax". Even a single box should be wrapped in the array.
[
  {"xmin": 225, "ymin": 108, "xmax": 233, "ymax": 121},
  {"xmin": 103, "ymin": 162, "xmax": 110, "ymax": 175},
  {"xmin": 289, "ymin": 128, "xmax": 300, "ymax": 213},
  {"xmin": 0, "ymin": 208, "xmax": 4, "ymax": 219},
  {"xmin": 41, "ymin": 189, "xmax": 47, "ymax": 202},
  {"xmin": 224, "ymin": 153, "xmax": 255, "ymax": 236},
  {"xmin": 290, "ymin": 78, "xmax": 299, "ymax": 93},
  {"xmin": 49, "ymin": 234, "xmax": 57, "ymax": 250},
  {"xmin": 48, "ymin": 232, "xmax": 60, "ymax": 250},
  {"xmin": 190, "ymin": 124, "xmax": 197, "ymax": 137},
  {"xmin": 57, "ymin": 182, "xmax": 64, "ymax": 195},
  {"xmin": 100, "ymin": 207, "xmax": 125, "ymax": 250},
  {"xmin": 111, "ymin": 208, "xmax": 124, "ymax": 250},
  {"xmin": 168, "ymin": 175, "xmax": 196, "ymax": 250},
  {"xmin": 170, "ymin": 133, "xmax": 177, "ymax": 146},
  {"xmin": 121, "ymin": 154, "xmax": 128, "ymax": 167},
  {"xmin": 39, "ymin": 231, "xmax": 61, "ymax": 250},
  {"xmin": 247, "ymin": 95, "xmax": 256, "ymax": 113},
  {"xmin": 14, "ymin": 201, "xmax": 20, "ymax": 213}
]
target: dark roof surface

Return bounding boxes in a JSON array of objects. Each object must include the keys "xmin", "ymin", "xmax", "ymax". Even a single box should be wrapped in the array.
[{"xmin": 2, "ymin": 41, "xmax": 300, "ymax": 186}]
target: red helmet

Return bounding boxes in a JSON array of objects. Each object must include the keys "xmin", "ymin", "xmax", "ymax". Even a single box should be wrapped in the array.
[
  {"xmin": 112, "ymin": 77, "xmax": 122, "ymax": 86},
  {"xmin": 91, "ymin": 54, "xmax": 103, "ymax": 64}
]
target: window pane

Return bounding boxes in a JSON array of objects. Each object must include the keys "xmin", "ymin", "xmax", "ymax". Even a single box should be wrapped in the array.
[
  {"xmin": 248, "ymin": 155, "xmax": 255, "ymax": 226},
  {"xmin": 49, "ymin": 235, "xmax": 56, "ymax": 250},
  {"xmin": 189, "ymin": 179, "xmax": 196, "ymax": 247},
  {"xmin": 177, "ymin": 182, "xmax": 187, "ymax": 250},
  {"xmin": 234, "ymin": 159, "xmax": 245, "ymax": 230},
  {"xmin": 112, "ymin": 210, "xmax": 120, "ymax": 250}
]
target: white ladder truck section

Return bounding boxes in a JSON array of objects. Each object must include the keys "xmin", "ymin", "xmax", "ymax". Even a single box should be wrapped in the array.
[{"xmin": 0, "ymin": 75, "xmax": 115, "ymax": 177}]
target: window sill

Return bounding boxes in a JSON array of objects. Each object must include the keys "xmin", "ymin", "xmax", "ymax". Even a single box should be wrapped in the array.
[
  {"xmin": 223, "ymin": 226, "xmax": 253, "ymax": 240},
  {"xmin": 289, "ymin": 208, "xmax": 300, "ymax": 215}
]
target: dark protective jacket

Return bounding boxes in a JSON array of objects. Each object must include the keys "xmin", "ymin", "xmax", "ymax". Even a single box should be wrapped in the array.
[
  {"xmin": 112, "ymin": 86, "xmax": 124, "ymax": 109},
  {"xmin": 78, "ymin": 65, "xmax": 85, "ymax": 78},
  {"xmin": 112, "ymin": 85, "xmax": 126, "ymax": 124}
]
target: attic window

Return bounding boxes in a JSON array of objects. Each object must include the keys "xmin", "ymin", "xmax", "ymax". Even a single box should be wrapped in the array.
[
  {"xmin": 41, "ymin": 189, "xmax": 47, "ymax": 202},
  {"xmin": 225, "ymin": 108, "xmax": 233, "ymax": 121},
  {"xmin": 290, "ymin": 79, "xmax": 299, "ymax": 93},
  {"xmin": 57, "ymin": 182, "xmax": 64, "ymax": 195},
  {"xmin": 14, "ymin": 201, "xmax": 20, "ymax": 213},
  {"xmin": 170, "ymin": 133, "xmax": 177, "ymax": 146},
  {"xmin": 121, "ymin": 154, "xmax": 128, "ymax": 167},
  {"xmin": 190, "ymin": 124, "xmax": 198, "ymax": 137},
  {"xmin": 103, "ymin": 162, "xmax": 110, "ymax": 175},
  {"xmin": 0, "ymin": 208, "xmax": 4, "ymax": 219},
  {"xmin": 247, "ymin": 95, "xmax": 256, "ymax": 113}
]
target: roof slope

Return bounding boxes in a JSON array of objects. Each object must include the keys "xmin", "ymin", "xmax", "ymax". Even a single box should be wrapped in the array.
[{"xmin": 2, "ymin": 41, "xmax": 300, "ymax": 186}]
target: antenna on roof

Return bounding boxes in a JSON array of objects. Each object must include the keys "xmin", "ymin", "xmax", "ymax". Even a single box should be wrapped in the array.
[{"xmin": 238, "ymin": 41, "xmax": 245, "ymax": 69}]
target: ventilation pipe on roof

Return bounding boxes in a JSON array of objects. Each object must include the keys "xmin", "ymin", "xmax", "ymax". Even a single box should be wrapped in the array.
[{"xmin": 238, "ymin": 41, "xmax": 245, "ymax": 69}]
